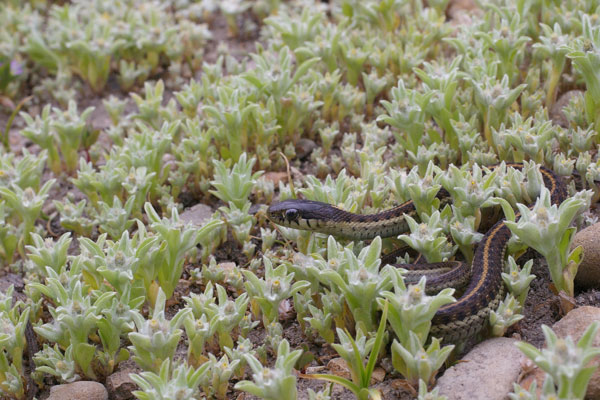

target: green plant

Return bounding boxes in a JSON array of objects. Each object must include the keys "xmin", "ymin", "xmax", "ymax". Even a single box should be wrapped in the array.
[
  {"xmin": 200, "ymin": 353, "xmax": 241, "ymax": 399},
  {"xmin": 468, "ymin": 73, "xmax": 527, "ymax": 153},
  {"xmin": 489, "ymin": 294, "xmax": 524, "ymax": 337},
  {"xmin": 0, "ymin": 202, "xmax": 18, "ymax": 267},
  {"xmin": 0, "ymin": 179, "xmax": 55, "ymax": 256},
  {"xmin": 33, "ymin": 343, "xmax": 79, "ymax": 384},
  {"xmin": 378, "ymin": 80, "xmax": 434, "ymax": 155},
  {"xmin": 128, "ymin": 288, "xmax": 190, "ymax": 373},
  {"xmin": 398, "ymin": 211, "xmax": 456, "ymax": 263},
  {"xmin": 25, "ymin": 232, "xmax": 71, "ymax": 275},
  {"xmin": 565, "ymin": 15, "xmax": 600, "ymax": 133},
  {"xmin": 184, "ymin": 312, "xmax": 213, "ymax": 367},
  {"xmin": 243, "ymin": 257, "xmax": 310, "ymax": 325},
  {"xmin": 20, "ymin": 101, "xmax": 96, "ymax": 174},
  {"xmin": 504, "ymin": 187, "xmax": 591, "ymax": 299},
  {"xmin": 242, "ymin": 47, "xmax": 320, "ymax": 140},
  {"xmin": 74, "ymin": 225, "xmax": 154, "ymax": 304},
  {"xmin": 91, "ymin": 196, "xmax": 135, "ymax": 240},
  {"xmin": 515, "ymin": 323, "xmax": 600, "ymax": 399},
  {"xmin": 305, "ymin": 236, "xmax": 392, "ymax": 333},
  {"xmin": 303, "ymin": 302, "xmax": 389, "ymax": 400},
  {"xmin": 502, "ymin": 257, "xmax": 535, "ymax": 306},
  {"xmin": 417, "ymin": 379, "xmax": 447, "ymax": 400},
  {"xmin": 1, "ymin": 96, "xmax": 30, "ymax": 152},
  {"xmin": 0, "ymin": 287, "xmax": 29, "ymax": 399},
  {"xmin": 224, "ymin": 337, "xmax": 257, "ymax": 379},
  {"xmin": 210, "ymin": 153, "xmax": 263, "ymax": 208},
  {"xmin": 144, "ymin": 202, "xmax": 222, "ymax": 300},
  {"xmin": 532, "ymin": 23, "xmax": 570, "ymax": 108},
  {"xmin": 196, "ymin": 283, "xmax": 248, "ymax": 351},
  {"xmin": 235, "ymin": 339, "xmax": 303, "ymax": 400},
  {"xmin": 0, "ymin": 57, "xmax": 24, "ymax": 98},
  {"xmin": 30, "ymin": 267, "xmax": 121, "ymax": 379},
  {"xmin": 391, "ymin": 331, "xmax": 454, "ymax": 389},
  {"xmin": 130, "ymin": 359, "xmax": 209, "ymax": 400},
  {"xmin": 0, "ymin": 149, "xmax": 46, "ymax": 191},
  {"xmin": 379, "ymin": 268, "xmax": 454, "ymax": 346}
]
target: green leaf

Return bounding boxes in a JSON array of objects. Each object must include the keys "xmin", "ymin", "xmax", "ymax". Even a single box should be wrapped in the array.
[
  {"xmin": 572, "ymin": 366, "xmax": 597, "ymax": 399},
  {"xmin": 73, "ymin": 342, "xmax": 97, "ymax": 379},
  {"xmin": 515, "ymin": 341, "xmax": 541, "ymax": 362},
  {"xmin": 577, "ymin": 322, "xmax": 599, "ymax": 350},
  {"xmin": 302, "ymin": 373, "xmax": 361, "ymax": 395},
  {"xmin": 568, "ymin": 244, "xmax": 584, "ymax": 264},
  {"xmin": 347, "ymin": 329, "xmax": 367, "ymax": 385},
  {"xmin": 116, "ymin": 348, "xmax": 130, "ymax": 364},
  {"xmin": 365, "ymin": 301, "xmax": 388, "ymax": 387}
]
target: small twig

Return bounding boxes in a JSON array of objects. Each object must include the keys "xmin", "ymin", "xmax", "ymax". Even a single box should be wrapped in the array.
[
  {"xmin": 46, "ymin": 216, "xmax": 59, "ymax": 238},
  {"xmin": 279, "ymin": 151, "xmax": 296, "ymax": 198},
  {"xmin": 2, "ymin": 95, "xmax": 32, "ymax": 151}
]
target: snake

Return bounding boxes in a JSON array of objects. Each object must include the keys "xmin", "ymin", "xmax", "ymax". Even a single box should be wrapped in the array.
[{"xmin": 267, "ymin": 164, "xmax": 568, "ymax": 342}]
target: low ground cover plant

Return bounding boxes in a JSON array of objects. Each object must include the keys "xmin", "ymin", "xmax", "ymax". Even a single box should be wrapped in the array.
[{"xmin": 0, "ymin": 0, "xmax": 600, "ymax": 399}]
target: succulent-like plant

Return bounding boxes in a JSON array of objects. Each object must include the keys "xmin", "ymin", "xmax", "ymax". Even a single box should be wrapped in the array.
[
  {"xmin": 516, "ymin": 322, "xmax": 600, "ymax": 399},
  {"xmin": 235, "ymin": 339, "xmax": 303, "ymax": 400},
  {"xmin": 144, "ymin": 202, "xmax": 222, "ymax": 300},
  {"xmin": 128, "ymin": 288, "xmax": 190, "ymax": 373},
  {"xmin": 305, "ymin": 236, "xmax": 392, "ymax": 333},
  {"xmin": 303, "ymin": 303, "xmax": 389, "ymax": 400},
  {"xmin": 505, "ymin": 187, "xmax": 592, "ymax": 299},
  {"xmin": 243, "ymin": 257, "xmax": 310, "ymax": 325},
  {"xmin": 130, "ymin": 359, "xmax": 209, "ymax": 400}
]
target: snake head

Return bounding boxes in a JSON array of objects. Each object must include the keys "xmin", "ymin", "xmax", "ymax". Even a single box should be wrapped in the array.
[
  {"xmin": 267, "ymin": 199, "xmax": 334, "ymax": 228},
  {"xmin": 267, "ymin": 200, "xmax": 302, "ymax": 225}
]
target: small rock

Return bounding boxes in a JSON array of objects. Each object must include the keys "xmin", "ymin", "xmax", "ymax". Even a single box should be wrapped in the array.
[
  {"xmin": 435, "ymin": 337, "xmax": 526, "ymax": 400},
  {"xmin": 48, "ymin": 381, "xmax": 108, "ymax": 400},
  {"xmin": 390, "ymin": 378, "xmax": 413, "ymax": 390},
  {"xmin": 0, "ymin": 273, "xmax": 25, "ymax": 293},
  {"xmin": 573, "ymin": 223, "xmax": 600, "ymax": 290},
  {"xmin": 305, "ymin": 365, "xmax": 326, "ymax": 375},
  {"xmin": 219, "ymin": 262, "xmax": 237, "ymax": 274},
  {"xmin": 296, "ymin": 138, "xmax": 317, "ymax": 160},
  {"xmin": 90, "ymin": 105, "xmax": 113, "ymax": 131},
  {"xmin": 447, "ymin": 0, "xmax": 482, "ymax": 26},
  {"xmin": 448, "ymin": 0, "xmax": 478, "ymax": 12},
  {"xmin": 0, "ymin": 96, "xmax": 15, "ymax": 109},
  {"xmin": 325, "ymin": 358, "xmax": 385, "ymax": 385},
  {"xmin": 106, "ymin": 369, "xmax": 138, "ymax": 400},
  {"xmin": 448, "ymin": 11, "xmax": 474, "ymax": 26},
  {"xmin": 371, "ymin": 367, "xmax": 386, "ymax": 383},
  {"xmin": 263, "ymin": 171, "xmax": 288, "ymax": 186},
  {"xmin": 161, "ymin": 153, "xmax": 176, "ymax": 164},
  {"xmin": 517, "ymin": 362, "xmax": 547, "ymax": 397},
  {"xmin": 179, "ymin": 203, "xmax": 213, "ymax": 226},
  {"xmin": 550, "ymin": 90, "xmax": 584, "ymax": 128},
  {"xmin": 327, "ymin": 357, "xmax": 351, "ymax": 380}
]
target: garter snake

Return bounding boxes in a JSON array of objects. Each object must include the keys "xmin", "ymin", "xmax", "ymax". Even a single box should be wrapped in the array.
[{"xmin": 267, "ymin": 164, "xmax": 567, "ymax": 342}]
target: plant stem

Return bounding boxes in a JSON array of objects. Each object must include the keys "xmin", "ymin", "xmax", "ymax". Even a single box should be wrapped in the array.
[
  {"xmin": 2, "ymin": 96, "xmax": 31, "ymax": 151},
  {"xmin": 546, "ymin": 249, "xmax": 570, "ymax": 297}
]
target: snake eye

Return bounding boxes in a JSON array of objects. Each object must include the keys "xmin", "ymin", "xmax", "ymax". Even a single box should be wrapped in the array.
[{"xmin": 285, "ymin": 209, "xmax": 299, "ymax": 221}]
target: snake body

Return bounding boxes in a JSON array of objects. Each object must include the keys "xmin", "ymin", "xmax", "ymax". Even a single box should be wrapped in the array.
[{"xmin": 267, "ymin": 164, "xmax": 567, "ymax": 342}]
